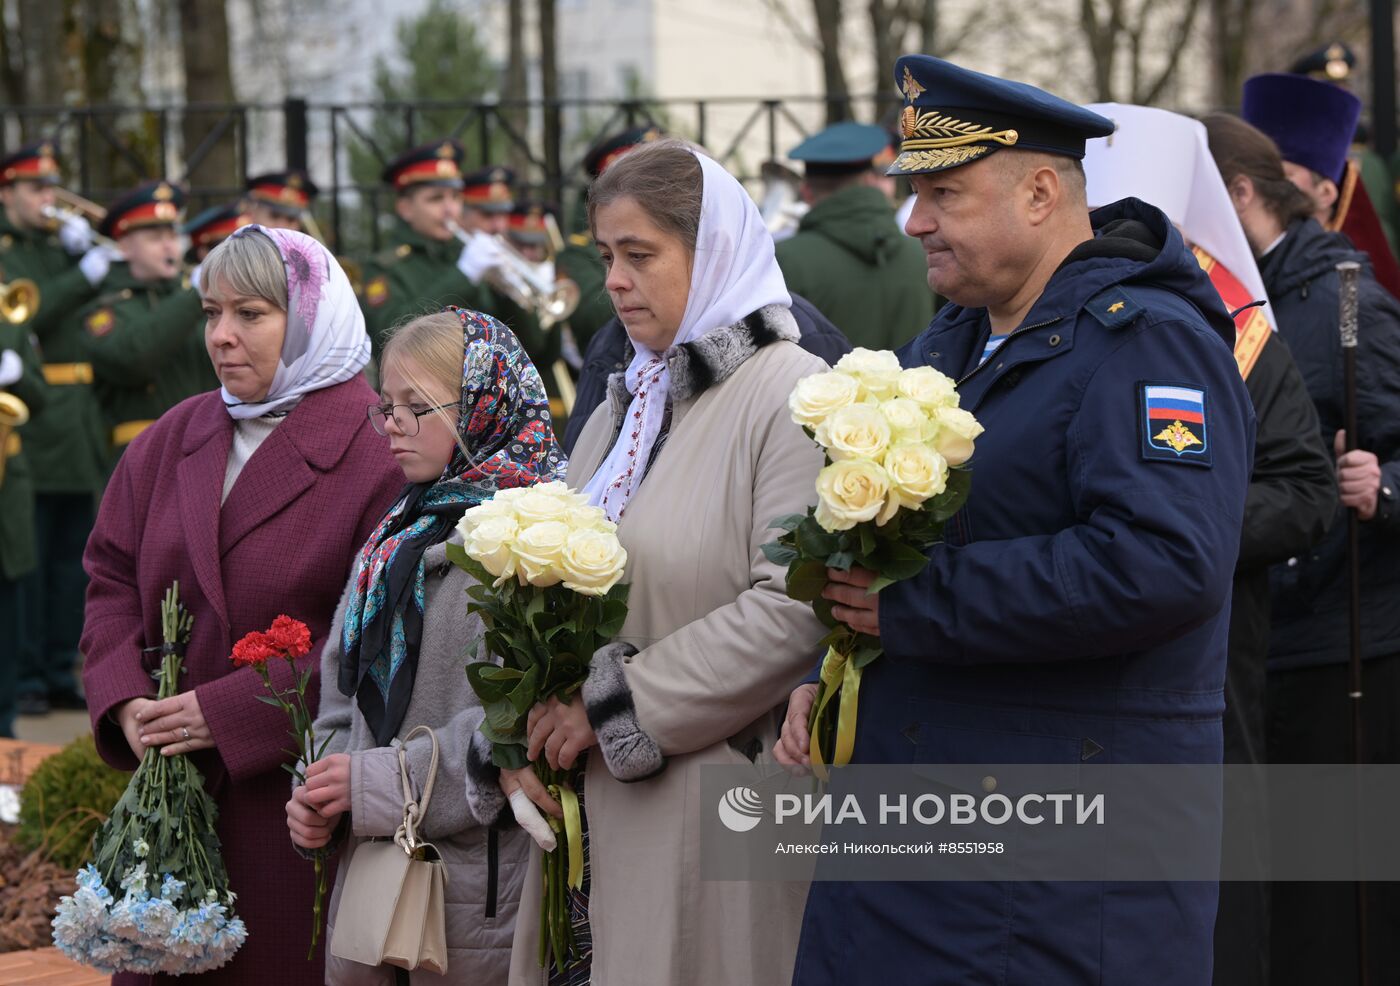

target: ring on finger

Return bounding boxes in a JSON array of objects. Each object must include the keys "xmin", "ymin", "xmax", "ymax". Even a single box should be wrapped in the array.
[{"xmin": 182, "ymin": 727, "xmax": 191, "ymax": 741}]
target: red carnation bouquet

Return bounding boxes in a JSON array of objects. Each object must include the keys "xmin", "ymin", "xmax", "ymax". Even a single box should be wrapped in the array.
[{"xmin": 229, "ymin": 615, "xmax": 332, "ymax": 958}]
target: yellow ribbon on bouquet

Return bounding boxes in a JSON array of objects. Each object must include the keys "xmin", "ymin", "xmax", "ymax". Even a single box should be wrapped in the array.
[
  {"xmin": 807, "ymin": 644, "xmax": 865, "ymax": 781},
  {"xmin": 549, "ymin": 782, "xmax": 585, "ymax": 890}
]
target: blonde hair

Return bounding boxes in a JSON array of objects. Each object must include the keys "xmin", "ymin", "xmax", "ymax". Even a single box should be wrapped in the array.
[
  {"xmin": 199, "ymin": 228, "xmax": 288, "ymax": 308},
  {"xmin": 381, "ymin": 311, "xmax": 468, "ymax": 462}
]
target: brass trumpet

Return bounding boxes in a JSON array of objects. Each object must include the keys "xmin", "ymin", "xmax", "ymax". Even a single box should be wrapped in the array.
[
  {"xmin": 0, "ymin": 390, "xmax": 30, "ymax": 487},
  {"xmin": 40, "ymin": 204, "xmax": 122, "ymax": 252},
  {"xmin": 444, "ymin": 219, "xmax": 581, "ymax": 329},
  {"xmin": 0, "ymin": 279, "xmax": 39, "ymax": 324}
]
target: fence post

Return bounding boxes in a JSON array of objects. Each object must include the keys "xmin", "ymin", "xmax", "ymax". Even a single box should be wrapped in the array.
[{"xmin": 284, "ymin": 97, "xmax": 309, "ymax": 172}]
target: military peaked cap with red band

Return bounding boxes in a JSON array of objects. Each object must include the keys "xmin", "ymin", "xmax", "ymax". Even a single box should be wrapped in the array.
[
  {"xmin": 0, "ymin": 141, "xmax": 62, "ymax": 187},
  {"xmin": 98, "ymin": 180, "xmax": 187, "ymax": 240},
  {"xmin": 461, "ymin": 165, "xmax": 516, "ymax": 213},
  {"xmin": 244, "ymin": 169, "xmax": 318, "ymax": 216},
  {"xmin": 381, "ymin": 140, "xmax": 465, "ymax": 191}
]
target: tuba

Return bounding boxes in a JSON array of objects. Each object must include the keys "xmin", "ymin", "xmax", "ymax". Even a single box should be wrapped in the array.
[
  {"xmin": 0, "ymin": 279, "xmax": 39, "ymax": 324},
  {"xmin": 444, "ymin": 218, "xmax": 580, "ymax": 330},
  {"xmin": 0, "ymin": 390, "xmax": 30, "ymax": 487}
]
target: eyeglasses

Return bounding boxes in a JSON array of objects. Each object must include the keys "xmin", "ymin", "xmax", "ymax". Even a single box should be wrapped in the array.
[{"xmin": 366, "ymin": 402, "xmax": 457, "ymax": 437}]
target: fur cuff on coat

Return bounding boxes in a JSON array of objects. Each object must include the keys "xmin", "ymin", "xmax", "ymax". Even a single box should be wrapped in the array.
[
  {"xmin": 464, "ymin": 729, "xmax": 510, "ymax": 827},
  {"xmin": 582, "ymin": 642, "xmax": 667, "ymax": 782}
]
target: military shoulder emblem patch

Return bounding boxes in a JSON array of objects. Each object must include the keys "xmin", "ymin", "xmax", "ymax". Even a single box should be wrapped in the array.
[
  {"xmin": 364, "ymin": 275, "xmax": 390, "ymax": 307},
  {"xmin": 85, "ymin": 308, "xmax": 115, "ymax": 337},
  {"xmin": 1139, "ymin": 382, "xmax": 1211, "ymax": 467}
]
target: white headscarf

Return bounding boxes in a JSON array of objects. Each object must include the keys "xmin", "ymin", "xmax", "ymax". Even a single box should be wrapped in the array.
[
  {"xmin": 1082, "ymin": 103, "xmax": 1276, "ymax": 332},
  {"xmin": 583, "ymin": 150, "xmax": 791, "ymax": 521},
  {"xmin": 215, "ymin": 224, "xmax": 372, "ymax": 419}
]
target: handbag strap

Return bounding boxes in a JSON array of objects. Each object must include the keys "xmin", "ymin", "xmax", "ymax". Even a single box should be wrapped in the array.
[{"xmin": 395, "ymin": 725, "xmax": 440, "ymax": 852}]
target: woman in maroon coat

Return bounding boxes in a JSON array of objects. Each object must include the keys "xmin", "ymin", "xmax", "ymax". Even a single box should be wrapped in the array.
[{"xmin": 82, "ymin": 226, "xmax": 403, "ymax": 985}]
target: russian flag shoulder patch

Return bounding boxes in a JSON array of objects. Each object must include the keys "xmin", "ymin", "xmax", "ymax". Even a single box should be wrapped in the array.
[{"xmin": 1138, "ymin": 381, "xmax": 1212, "ymax": 467}]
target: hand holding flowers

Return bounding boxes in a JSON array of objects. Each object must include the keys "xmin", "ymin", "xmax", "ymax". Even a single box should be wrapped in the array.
[{"xmin": 765, "ymin": 349, "xmax": 982, "ymax": 778}]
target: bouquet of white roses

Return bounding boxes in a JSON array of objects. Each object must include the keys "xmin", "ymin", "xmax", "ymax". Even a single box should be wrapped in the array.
[
  {"xmin": 52, "ymin": 583, "xmax": 247, "ymax": 975},
  {"xmin": 763, "ymin": 349, "xmax": 982, "ymax": 778},
  {"xmin": 446, "ymin": 481, "xmax": 628, "ymax": 973}
]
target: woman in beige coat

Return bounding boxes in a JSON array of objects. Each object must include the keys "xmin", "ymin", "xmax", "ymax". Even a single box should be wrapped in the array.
[{"xmin": 502, "ymin": 140, "xmax": 827, "ymax": 985}]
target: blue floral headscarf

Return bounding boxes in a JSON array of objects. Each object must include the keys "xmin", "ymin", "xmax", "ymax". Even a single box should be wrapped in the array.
[{"xmin": 338, "ymin": 307, "xmax": 567, "ymax": 744}]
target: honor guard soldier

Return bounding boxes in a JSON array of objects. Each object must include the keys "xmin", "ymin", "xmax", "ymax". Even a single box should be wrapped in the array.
[
  {"xmin": 775, "ymin": 121, "xmax": 933, "ymax": 349},
  {"xmin": 242, "ymin": 169, "xmax": 317, "ymax": 233},
  {"xmin": 0, "ymin": 142, "xmax": 115, "ymax": 715},
  {"xmin": 557, "ymin": 126, "xmax": 664, "ymax": 355},
  {"xmin": 0, "ymin": 321, "xmax": 47, "ymax": 734},
  {"xmin": 183, "ymin": 202, "xmax": 248, "ymax": 265},
  {"xmin": 1242, "ymin": 72, "xmax": 1400, "ymax": 299},
  {"xmin": 357, "ymin": 139, "xmax": 540, "ymax": 366},
  {"xmin": 781, "ymin": 55, "xmax": 1255, "ymax": 986},
  {"xmin": 77, "ymin": 180, "xmax": 214, "ymax": 462}
]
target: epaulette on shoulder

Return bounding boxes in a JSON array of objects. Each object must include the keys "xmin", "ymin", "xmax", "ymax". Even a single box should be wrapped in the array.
[
  {"xmin": 93, "ymin": 287, "xmax": 136, "ymax": 308},
  {"xmin": 1083, "ymin": 285, "xmax": 1145, "ymax": 330},
  {"xmin": 374, "ymin": 242, "xmax": 414, "ymax": 266},
  {"xmin": 567, "ymin": 232, "xmax": 592, "ymax": 249}
]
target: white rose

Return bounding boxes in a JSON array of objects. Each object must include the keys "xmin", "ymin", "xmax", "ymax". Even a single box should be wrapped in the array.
[
  {"xmin": 882, "ymin": 444, "xmax": 948, "ymax": 519},
  {"xmin": 814, "ymin": 459, "xmax": 891, "ymax": 532},
  {"xmin": 897, "ymin": 366, "xmax": 960, "ymax": 409},
  {"xmin": 513, "ymin": 488, "xmax": 571, "ymax": 526},
  {"xmin": 565, "ymin": 503, "xmax": 613, "ymax": 533},
  {"xmin": 788, "ymin": 371, "xmax": 861, "ymax": 429},
  {"xmin": 512, "ymin": 520, "xmax": 570, "ymax": 587},
  {"xmin": 835, "ymin": 348, "xmax": 901, "ymax": 377},
  {"xmin": 814, "ymin": 403, "xmax": 891, "ymax": 462},
  {"xmin": 559, "ymin": 529, "xmax": 628, "ymax": 596},
  {"xmin": 457, "ymin": 498, "xmax": 515, "ymax": 539},
  {"xmin": 879, "ymin": 397, "xmax": 935, "ymax": 444},
  {"xmin": 834, "ymin": 347, "xmax": 902, "ymax": 400},
  {"xmin": 932, "ymin": 406, "xmax": 984, "ymax": 466},
  {"xmin": 466, "ymin": 513, "xmax": 520, "ymax": 581}
]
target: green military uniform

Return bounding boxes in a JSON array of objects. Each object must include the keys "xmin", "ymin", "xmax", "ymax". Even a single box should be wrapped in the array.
[
  {"xmin": 79, "ymin": 263, "xmax": 212, "ymax": 456},
  {"xmin": 0, "ymin": 142, "xmax": 105, "ymax": 713},
  {"xmin": 0, "ymin": 322, "xmax": 46, "ymax": 735},
  {"xmin": 0, "ymin": 213, "xmax": 104, "ymax": 492},
  {"xmin": 775, "ymin": 184, "xmax": 932, "ymax": 350}
]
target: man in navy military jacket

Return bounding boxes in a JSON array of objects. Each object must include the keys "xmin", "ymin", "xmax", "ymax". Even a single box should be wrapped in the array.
[{"xmin": 778, "ymin": 55, "xmax": 1256, "ymax": 985}]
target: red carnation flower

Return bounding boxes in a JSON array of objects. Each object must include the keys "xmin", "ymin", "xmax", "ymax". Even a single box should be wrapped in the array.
[
  {"xmin": 231, "ymin": 631, "xmax": 276, "ymax": 667},
  {"xmin": 267, "ymin": 615, "xmax": 312, "ymax": 659}
]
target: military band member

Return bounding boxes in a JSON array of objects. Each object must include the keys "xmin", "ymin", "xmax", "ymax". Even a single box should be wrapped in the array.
[
  {"xmin": 774, "ymin": 121, "xmax": 933, "ymax": 350},
  {"xmin": 556, "ymin": 126, "xmax": 664, "ymax": 357},
  {"xmin": 780, "ymin": 55, "xmax": 1255, "ymax": 985},
  {"xmin": 506, "ymin": 199, "xmax": 553, "ymax": 262},
  {"xmin": 78, "ymin": 180, "xmax": 213, "ymax": 463},
  {"xmin": 1, "ymin": 142, "xmax": 112, "ymax": 716},
  {"xmin": 183, "ymin": 202, "xmax": 249, "ymax": 265},
  {"xmin": 357, "ymin": 140, "xmax": 547, "ymax": 380},
  {"xmin": 242, "ymin": 169, "xmax": 317, "ymax": 233},
  {"xmin": 0, "ymin": 323, "xmax": 47, "ymax": 735}
]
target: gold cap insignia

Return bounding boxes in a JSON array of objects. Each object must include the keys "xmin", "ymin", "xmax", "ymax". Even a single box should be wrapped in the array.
[
  {"xmin": 901, "ymin": 66, "xmax": 926, "ymax": 103},
  {"xmin": 437, "ymin": 142, "xmax": 456, "ymax": 159},
  {"xmin": 153, "ymin": 183, "xmax": 174, "ymax": 201}
]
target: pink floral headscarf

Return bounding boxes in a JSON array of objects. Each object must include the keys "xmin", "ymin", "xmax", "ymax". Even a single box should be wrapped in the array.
[{"xmin": 216, "ymin": 224, "xmax": 372, "ymax": 419}]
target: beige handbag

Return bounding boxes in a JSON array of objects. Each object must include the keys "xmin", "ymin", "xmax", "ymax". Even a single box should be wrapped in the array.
[{"xmin": 329, "ymin": 725, "xmax": 450, "ymax": 975}]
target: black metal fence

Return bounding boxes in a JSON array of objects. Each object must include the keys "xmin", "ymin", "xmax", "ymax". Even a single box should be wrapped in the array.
[{"xmin": 0, "ymin": 94, "xmax": 900, "ymax": 254}]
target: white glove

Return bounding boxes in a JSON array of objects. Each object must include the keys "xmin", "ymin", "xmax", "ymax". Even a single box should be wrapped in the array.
[
  {"xmin": 0, "ymin": 349, "xmax": 21, "ymax": 387},
  {"xmin": 457, "ymin": 234, "xmax": 506, "ymax": 284},
  {"xmin": 189, "ymin": 263, "xmax": 202, "ymax": 294},
  {"xmin": 58, "ymin": 214, "xmax": 94, "ymax": 255},
  {"xmin": 78, "ymin": 244, "xmax": 123, "ymax": 287},
  {"xmin": 508, "ymin": 788, "xmax": 557, "ymax": 852}
]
